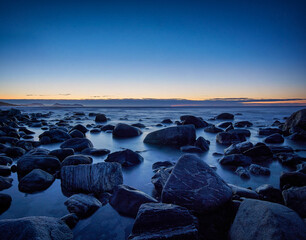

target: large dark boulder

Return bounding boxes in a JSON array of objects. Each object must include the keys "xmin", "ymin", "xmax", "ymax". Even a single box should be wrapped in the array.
[
  {"xmin": 105, "ymin": 149, "xmax": 143, "ymax": 167},
  {"xmin": 64, "ymin": 194, "xmax": 102, "ymax": 219},
  {"xmin": 60, "ymin": 138, "xmax": 93, "ymax": 152},
  {"xmin": 39, "ymin": 129, "xmax": 71, "ymax": 144},
  {"xmin": 228, "ymin": 129, "xmax": 251, "ymax": 137},
  {"xmin": 180, "ymin": 145, "xmax": 203, "ymax": 153},
  {"xmin": 81, "ymin": 148, "xmax": 110, "ymax": 156},
  {"xmin": 112, "ymin": 123, "xmax": 142, "ymax": 138},
  {"xmin": 243, "ymin": 144, "xmax": 273, "ymax": 162},
  {"xmin": 224, "ymin": 141, "xmax": 253, "ymax": 155},
  {"xmin": 49, "ymin": 148, "xmax": 75, "ymax": 162},
  {"xmin": 280, "ymin": 171, "xmax": 306, "ymax": 190},
  {"xmin": 151, "ymin": 168, "xmax": 172, "ymax": 194},
  {"xmin": 276, "ymin": 152, "xmax": 305, "ymax": 166},
  {"xmin": 0, "ymin": 176, "xmax": 12, "ymax": 190},
  {"xmin": 249, "ymin": 164, "xmax": 270, "ymax": 176},
  {"xmin": 69, "ymin": 129, "xmax": 84, "ymax": 138},
  {"xmin": 216, "ymin": 132, "xmax": 246, "ymax": 146},
  {"xmin": 71, "ymin": 124, "xmax": 88, "ymax": 134},
  {"xmin": 282, "ymin": 186, "xmax": 306, "ymax": 218},
  {"xmin": 95, "ymin": 114, "xmax": 107, "ymax": 123},
  {"xmin": 180, "ymin": 115, "xmax": 208, "ymax": 128},
  {"xmin": 255, "ymin": 184, "xmax": 283, "ymax": 204},
  {"xmin": 17, "ymin": 151, "xmax": 61, "ymax": 176},
  {"xmin": 234, "ymin": 121, "xmax": 253, "ymax": 128},
  {"xmin": 18, "ymin": 169, "xmax": 54, "ymax": 193},
  {"xmin": 0, "ymin": 193, "xmax": 11, "ymax": 214},
  {"xmin": 216, "ymin": 113, "xmax": 234, "ymax": 120},
  {"xmin": 204, "ymin": 125, "xmax": 223, "ymax": 133},
  {"xmin": 229, "ymin": 199, "xmax": 306, "ymax": 240},
  {"xmin": 195, "ymin": 136, "xmax": 210, "ymax": 151},
  {"xmin": 61, "ymin": 155, "xmax": 92, "ymax": 167},
  {"xmin": 264, "ymin": 133, "xmax": 284, "ymax": 144},
  {"xmin": 61, "ymin": 162, "xmax": 123, "ymax": 194},
  {"xmin": 282, "ymin": 109, "xmax": 306, "ymax": 136},
  {"xmin": 0, "ymin": 156, "xmax": 13, "ymax": 165},
  {"xmin": 110, "ymin": 185, "xmax": 157, "ymax": 218},
  {"xmin": 4, "ymin": 147, "xmax": 25, "ymax": 158},
  {"xmin": 0, "ymin": 216, "xmax": 73, "ymax": 240},
  {"xmin": 258, "ymin": 127, "xmax": 282, "ymax": 136},
  {"xmin": 229, "ymin": 184, "xmax": 259, "ymax": 199},
  {"xmin": 144, "ymin": 125, "xmax": 196, "ymax": 147},
  {"xmin": 129, "ymin": 203, "xmax": 198, "ymax": 240},
  {"xmin": 161, "ymin": 154, "xmax": 232, "ymax": 213},
  {"xmin": 219, "ymin": 154, "xmax": 252, "ymax": 166}
]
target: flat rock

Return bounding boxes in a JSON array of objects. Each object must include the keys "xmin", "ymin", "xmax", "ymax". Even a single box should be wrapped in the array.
[
  {"xmin": 229, "ymin": 199, "xmax": 306, "ymax": 240},
  {"xmin": 0, "ymin": 216, "xmax": 73, "ymax": 240},
  {"xmin": 110, "ymin": 185, "xmax": 158, "ymax": 218},
  {"xmin": 161, "ymin": 154, "xmax": 232, "ymax": 213},
  {"xmin": 129, "ymin": 203, "xmax": 198, "ymax": 240},
  {"xmin": 219, "ymin": 154, "xmax": 252, "ymax": 166},
  {"xmin": 60, "ymin": 138, "xmax": 93, "ymax": 152},
  {"xmin": 144, "ymin": 125, "xmax": 196, "ymax": 147},
  {"xmin": 258, "ymin": 127, "xmax": 282, "ymax": 136},
  {"xmin": 61, "ymin": 162, "xmax": 123, "ymax": 194},
  {"xmin": 65, "ymin": 193, "xmax": 102, "ymax": 219},
  {"xmin": 81, "ymin": 148, "xmax": 110, "ymax": 156},
  {"xmin": 282, "ymin": 186, "xmax": 306, "ymax": 218},
  {"xmin": 105, "ymin": 149, "xmax": 143, "ymax": 167},
  {"xmin": 113, "ymin": 123, "xmax": 142, "ymax": 138}
]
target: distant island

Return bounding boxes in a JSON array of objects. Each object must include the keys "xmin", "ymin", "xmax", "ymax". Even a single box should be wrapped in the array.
[
  {"xmin": 0, "ymin": 101, "xmax": 17, "ymax": 106},
  {"xmin": 52, "ymin": 103, "xmax": 84, "ymax": 107}
]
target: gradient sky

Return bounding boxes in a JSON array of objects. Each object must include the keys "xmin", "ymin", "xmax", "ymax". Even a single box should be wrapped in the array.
[{"xmin": 0, "ymin": 0, "xmax": 305, "ymax": 101}]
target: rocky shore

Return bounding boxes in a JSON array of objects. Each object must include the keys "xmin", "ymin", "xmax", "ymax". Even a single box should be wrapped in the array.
[{"xmin": 0, "ymin": 107, "xmax": 305, "ymax": 240}]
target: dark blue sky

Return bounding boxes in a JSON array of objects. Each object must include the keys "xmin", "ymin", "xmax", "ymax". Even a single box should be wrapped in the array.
[{"xmin": 0, "ymin": 0, "xmax": 305, "ymax": 101}]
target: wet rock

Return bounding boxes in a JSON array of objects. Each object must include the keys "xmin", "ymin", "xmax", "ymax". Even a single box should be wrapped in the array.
[
  {"xmin": 216, "ymin": 132, "xmax": 246, "ymax": 146},
  {"xmin": 229, "ymin": 199, "xmax": 306, "ymax": 240},
  {"xmin": 219, "ymin": 154, "xmax": 252, "ymax": 166},
  {"xmin": 228, "ymin": 129, "xmax": 251, "ymax": 137},
  {"xmin": 235, "ymin": 167, "xmax": 250, "ymax": 179},
  {"xmin": 110, "ymin": 185, "xmax": 157, "ymax": 218},
  {"xmin": 216, "ymin": 113, "xmax": 234, "ymax": 120},
  {"xmin": 131, "ymin": 123, "xmax": 146, "ymax": 129},
  {"xmin": 105, "ymin": 149, "xmax": 143, "ymax": 167},
  {"xmin": 101, "ymin": 124, "xmax": 115, "ymax": 131},
  {"xmin": 60, "ymin": 138, "xmax": 93, "ymax": 152},
  {"xmin": 5, "ymin": 147, "xmax": 25, "ymax": 158},
  {"xmin": 255, "ymin": 184, "xmax": 283, "ymax": 204},
  {"xmin": 151, "ymin": 168, "xmax": 171, "ymax": 194},
  {"xmin": 180, "ymin": 145, "xmax": 203, "ymax": 153},
  {"xmin": 280, "ymin": 172, "xmax": 306, "ymax": 190},
  {"xmin": 113, "ymin": 123, "xmax": 142, "ymax": 138},
  {"xmin": 0, "ymin": 156, "xmax": 13, "ymax": 165},
  {"xmin": 234, "ymin": 121, "xmax": 253, "ymax": 127},
  {"xmin": 60, "ymin": 213, "xmax": 79, "ymax": 229},
  {"xmin": 264, "ymin": 133, "xmax": 284, "ymax": 144},
  {"xmin": 61, "ymin": 162, "xmax": 123, "ymax": 194},
  {"xmin": 0, "ymin": 216, "xmax": 73, "ymax": 240},
  {"xmin": 204, "ymin": 125, "xmax": 223, "ymax": 133},
  {"xmin": 249, "ymin": 164, "xmax": 270, "ymax": 176},
  {"xmin": 62, "ymin": 155, "xmax": 92, "ymax": 167},
  {"xmin": 129, "ymin": 203, "xmax": 198, "ymax": 240},
  {"xmin": 195, "ymin": 136, "xmax": 210, "ymax": 151},
  {"xmin": 81, "ymin": 148, "xmax": 110, "ymax": 156},
  {"xmin": 276, "ymin": 152, "xmax": 305, "ymax": 166},
  {"xmin": 65, "ymin": 193, "xmax": 102, "ymax": 219},
  {"xmin": 162, "ymin": 154, "xmax": 232, "ymax": 213},
  {"xmin": 0, "ymin": 193, "xmax": 12, "ymax": 214},
  {"xmin": 49, "ymin": 148, "xmax": 75, "ymax": 162},
  {"xmin": 282, "ymin": 109, "xmax": 306, "ymax": 138},
  {"xmin": 152, "ymin": 161, "xmax": 175, "ymax": 172},
  {"xmin": 40, "ymin": 136, "xmax": 51, "ymax": 144},
  {"xmin": 180, "ymin": 115, "xmax": 208, "ymax": 128},
  {"xmin": 224, "ymin": 141, "xmax": 253, "ymax": 155},
  {"xmin": 69, "ymin": 129, "xmax": 84, "ymax": 138},
  {"xmin": 282, "ymin": 186, "xmax": 306, "ymax": 218},
  {"xmin": 217, "ymin": 122, "xmax": 233, "ymax": 128},
  {"xmin": 0, "ymin": 137, "xmax": 19, "ymax": 145},
  {"xmin": 243, "ymin": 144, "xmax": 273, "ymax": 162},
  {"xmin": 161, "ymin": 119, "xmax": 173, "ymax": 124},
  {"xmin": 258, "ymin": 127, "xmax": 282, "ymax": 136},
  {"xmin": 90, "ymin": 128, "xmax": 101, "ymax": 133},
  {"xmin": 18, "ymin": 169, "xmax": 55, "ymax": 193},
  {"xmin": 39, "ymin": 129, "xmax": 71, "ymax": 143},
  {"xmin": 0, "ymin": 165, "xmax": 11, "ymax": 176},
  {"xmin": 95, "ymin": 114, "xmax": 107, "ymax": 123},
  {"xmin": 0, "ymin": 176, "xmax": 12, "ymax": 190},
  {"xmin": 229, "ymin": 184, "xmax": 259, "ymax": 199},
  {"xmin": 144, "ymin": 125, "xmax": 196, "ymax": 147},
  {"xmin": 71, "ymin": 124, "xmax": 88, "ymax": 134}
]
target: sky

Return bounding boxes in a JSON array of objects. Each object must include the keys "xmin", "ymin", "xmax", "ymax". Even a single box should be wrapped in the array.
[{"xmin": 0, "ymin": 0, "xmax": 305, "ymax": 104}]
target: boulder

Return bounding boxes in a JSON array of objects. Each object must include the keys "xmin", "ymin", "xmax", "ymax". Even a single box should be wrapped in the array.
[
  {"xmin": 264, "ymin": 133, "xmax": 284, "ymax": 144},
  {"xmin": 216, "ymin": 113, "xmax": 234, "ymax": 120},
  {"xmin": 228, "ymin": 129, "xmax": 251, "ymax": 137},
  {"xmin": 195, "ymin": 136, "xmax": 210, "ymax": 151},
  {"xmin": 219, "ymin": 154, "xmax": 252, "ymax": 166},
  {"xmin": 235, "ymin": 167, "xmax": 250, "ymax": 179},
  {"xmin": 280, "ymin": 172, "xmax": 306, "ymax": 190},
  {"xmin": 69, "ymin": 129, "xmax": 84, "ymax": 138},
  {"xmin": 151, "ymin": 168, "xmax": 171, "ymax": 194},
  {"xmin": 161, "ymin": 119, "xmax": 173, "ymax": 124},
  {"xmin": 180, "ymin": 145, "xmax": 203, "ymax": 153},
  {"xmin": 161, "ymin": 154, "xmax": 232, "ymax": 213},
  {"xmin": 0, "ymin": 156, "xmax": 13, "ymax": 165},
  {"xmin": 60, "ymin": 214, "xmax": 79, "ymax": 229},
  {"xmin": 282, "ymin": 186, "xmax": 306, "ymax": 218},
  {"xmin": 0, "ymin": 193, "xmax": 11, "ymax": 214},
  {"xmin": 249, "ymin": 164, "xmax": 270, "ymax": 176},
  {"xmin": 180, "ymin": 115, "xmax": 208, "ymax": 128},
  {"xmin": 95, "ymin": 114, "xmax": 107, "ymax": 123},
  {"xmin": 258, "ymin": 127, "xmax": 282, "ymax": 136},
  {"xmin": 229, "ymin": 199, "xmax": 306, "ymax": 240},
  {"xmin": 49, "ymin": 148, "xmax": 75, "ymax": 162},
  {"xmin": 112, "ymin": 123, "xmax": 142, "ymax": 138},
  {"xmin": 243, "ymin": 144, "xmax": 273, "ymax": 162},
  {"xmin": 229, "ymin": 184, "xmax": 259, "ymax": 199},
  {"xmin": 204, "ymin": 125, "xmax": 223, "ymax": 133},
  {"xmin": 276, "ymin": 152, "xmax": 305, "ymax": 166},
  {"xmin": 131, "ymin": 123, "xmax": 146, "ymax": 129},
  {"xmin": 62, "ymin": 155, "xmax": 92, "ymax": 167},
  {"xmin": 110, "ymin": 185, "xmax": 158, "ymax": 218},
  {"xmin": 234, "ymin": 121, "xmax": 253, "ymax": 127},
  {"xmin": 0, "ymin": 216, "xmax": 73, "ymax": 240},
  {"xmin": 65, "ymin": 194, "xmax": 102, "ymax": 219},
  {"xmin": 101, "ymin": 124, "xmax": 115, "ymax": 131},
  {"xmin": 105, "ymin": 149, "xmax": 143, "ymax": 167},
  {"xmin": 81, "ymin": 148, "xmax": 110, "ymax": 156},
  {"xmin": 71, "ymin": 124, "xmax": 88, "ymax": 134},
  {"xmin": 61, "ymin": 162, "xmax": 123, "ymax": 194},
  {"xmin": 5, "ymin": 147, "xmax": 25, "ymax": 158},
  {"xmin": 224, "ymin": 142, "xmax": 253, "ymax": 155},
  {"xmin": 282, "ymin": 109, "xmax": 306, "ymax": 136},
  {"xmin": 255, "ymin": 184, "xmax": 283, "ymax": 204},
  {"xmin": 216, "ymin": 132, "xmax": 246, "ymax": 146},
  {"xmin": 39, "ymin": 129, "xmax": 71, "ymax": 143},
  {"xmin": 152, "ymin": 161, "xmax": 175, "ymax": 172},
  {"xmin": 144, "ymin": 125, "xmax": 196, "ymax": 147},
  {"xmin": 18, "ymin": 169, "xmax": 54, "ymax": 193},
  {"xmin": 129, "ymin": 203, "xmax": 198, "ymax": 240},
  {"xmin": 0, "ymin": 165, "xmax": 11, "ymax": 176},
  {"xmin": 0, "ymin": 176, "xmax": 12, "ymax": 190},
  {"xmin": 217, "ymin": 122, "xmax": 233, "ymax": 128},
  {"xmin": 60, "ymin": 138, "xmax": 93, "ymax": 152},
  {"xmin": 270, "ymin": 146, "xmax": 293, "ymax": 154}
]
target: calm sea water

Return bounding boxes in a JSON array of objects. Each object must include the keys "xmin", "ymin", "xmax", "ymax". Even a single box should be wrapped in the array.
[{"xmin": 1, "ymin": 106, "xmax": 305, "ymax": 239}]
